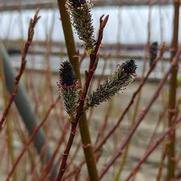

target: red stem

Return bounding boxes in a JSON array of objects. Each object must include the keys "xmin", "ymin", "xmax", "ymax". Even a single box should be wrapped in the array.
[
  {"xmin": 62, "ymin": 47, "xmax": 165, "ymax": 178},
  {"xmin": 6, "ymin": 96, "xmax": 60, "ymax": 181},
  {"xmin": 95, "ymin": 47, "xmax": 165, "ymax": 152},
  {"xmin": 125, "ymin": 116, "xmax": 181, "ymax": 181},
  {"xmin": 99, "ymin": 50, "xmax": 181, "ymax": 179},
  {"xmin": 0, "ymin": 10, "xmax": 40, "ymax": 129}
]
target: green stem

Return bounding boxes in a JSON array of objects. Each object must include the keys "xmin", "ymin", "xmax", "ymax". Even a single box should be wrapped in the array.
[
  {"xmin": 57, "ymin": 1, "xmax": 99, "ymax": 180},
  {"xmin": 167, "ymin": 0, "xmax": 180, "ymax": 180}
]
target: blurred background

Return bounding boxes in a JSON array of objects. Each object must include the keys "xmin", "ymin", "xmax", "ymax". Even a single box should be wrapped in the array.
[{"xmin": 0, "ymin": 0, "xmax": 181, "ymax": 181}]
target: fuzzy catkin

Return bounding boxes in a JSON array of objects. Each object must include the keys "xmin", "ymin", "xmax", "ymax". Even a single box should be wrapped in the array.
[
  {"xmin": 62, "ymin": 88, "xmax": 80, "ymax": 116},
  {"xmin": 59, "ymin": 61, "xmax": 80, "ymax": 117},
  {"xmin": 85, "ymin": 60, "xmax": 137, "ymax": 110},
  {"xmin": 67, "ymin": 0, "xmax": 95, "ymax": 52}
]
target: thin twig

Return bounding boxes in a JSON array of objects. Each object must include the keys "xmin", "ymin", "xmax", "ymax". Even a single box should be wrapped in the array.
[
  {"xmin": 99, "ymin": 50, "xmax": 181, "ymax": 179},
  {"xmin": 131, "ymin": 105, "xmax": 167, "ymax": 179},
  {"xmin": 6, "ymin": 96, "xmax": 60, "ymax": 181},
  {"xmin": 62, "ymin": 46, "xmax": 165, "ymax": 178},
  {"xmin": 95, "ymin": 46, "xmax": 165, "ymax": 152},
  {"xmin": 37, "ymin": 123, "xmax": 69, "ymax": 181},
  {"xmin": 0, "ymin": 9, "xmax": 40, "ymax": 129},
  {"xmin": 125, "ymin": 116, "xmax": 181, "ymax": 181}
]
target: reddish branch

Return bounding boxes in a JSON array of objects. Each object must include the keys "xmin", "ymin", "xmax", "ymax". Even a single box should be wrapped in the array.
[
  {"xmin": 0, "ymin": 9, "xmax": 40, "ymax": 129},
  {"xmin": 95, "ymin": 46, "xmax": 165, "ymax": 152},
  {"xmin": 6, "ymin": 96, "xmax": 60, "ymax": 181},
  {"xmin": 99, "ymin": 50, "xmax": 181, "ymax": 179},
  {"xmin": 61, "ymin": 46, "xmax": 165, "ymax": 179},
  {"xmin": 95, "ymin": 100, "xmax": 112, "ymax": 145},
  {"xmin": 156, "ymin": 144, "xmax": 169, "ymax": 181},
  {"xmin": 131, "ymin": 104, "xmax": 166, "ymax": 176},
  {"xmin": 125, "ymin": 116, "xmax": 181, "ymax": 181},
  {"xmin": 55, "ymin": 15, "xmax": 109, "ymax": 181},
  {"xmin": 38, "ymin": 123, "xmax": 69, "ymax": 181}
]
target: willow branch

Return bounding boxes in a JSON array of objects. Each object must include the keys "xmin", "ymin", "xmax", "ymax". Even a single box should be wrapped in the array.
[
  {"xmin": 95, "ymin": 46, "xmax": 165, "ymax": 152},
  {"xmin": 125, "ymin": 116, "xmax": 181, "ymax": 181},
  {"xmin": 6, "ymin": 96, "xmax": 60, "ymax": 181},
  {"xmin": 99, "ymin": 50, "xmax": 181, "ymax": 179},
  {"xmin": 55, "ymin": 15, "xmax": 109, "ymax": 181},
  {"xmin": 0, "ymin": 9, "xmax": 40, "ymax": 129}
]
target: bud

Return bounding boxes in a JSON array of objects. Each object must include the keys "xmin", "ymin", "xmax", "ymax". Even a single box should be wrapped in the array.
[
  {"xmin": 85, "ymin": 60, "xmax": 137, "ymax": 109},
  {"xmin": 58, "ymin": 61, "xmax": 80, "ymax": 117},
  {"xmin": 66, "ymin": 0, "xmax": 95, "ymax": 52},
  {"xmin": 149, "ymin": 42, "xmax": 158, "ymax": 67}
]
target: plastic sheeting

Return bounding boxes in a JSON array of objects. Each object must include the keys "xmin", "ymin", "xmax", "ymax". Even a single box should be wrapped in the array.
[{"xmin": 0, "ymin": 5, "xmax": 180, "ymax": 44}]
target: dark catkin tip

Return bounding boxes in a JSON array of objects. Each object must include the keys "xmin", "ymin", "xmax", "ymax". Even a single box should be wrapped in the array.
[
  {"xmin": 67, "ymin": 0, "xmax": 95, "ymax": 51},
  {"xmin": 152, "ymin": 42, "xmax": 158, "ymax": 47},
  {"xmin": 70, "ymin": 0, "xmax": 86, "ymax": 8},
  {"xmin": 122, "ymin": 60, "xmax": 137, "ymax": 74},
  {"xmin": 59, "ymin": 61, "xmax": 76, "ymax": 86},
  {"xmin": 150, "ymin": 42, "xmax": 158, "ymax": 58}
]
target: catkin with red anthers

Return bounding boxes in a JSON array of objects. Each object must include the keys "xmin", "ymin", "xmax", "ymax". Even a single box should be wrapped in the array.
[{"xmin": 58, "ymin": 61, "xmax": 80, "ymax": 117}]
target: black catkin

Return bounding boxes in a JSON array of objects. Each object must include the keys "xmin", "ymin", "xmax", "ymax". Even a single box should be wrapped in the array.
[
  {"xmin": 59, "ymin": 61, "xmax": 76, "ymax": 86},
  {"xmin": 71, "ymin": 0, "xmax": 86, "ymax": 8},
  {"xmin": 58, "ymin": 61, "xmax": 80, "ymax": 117},
  {"xmin": 122, "ymin": 59, "xmax": 137, "ymax": 74},
  {"xmin": 149, "ymin": 42, "xmax": 158, "ymax": 67}
]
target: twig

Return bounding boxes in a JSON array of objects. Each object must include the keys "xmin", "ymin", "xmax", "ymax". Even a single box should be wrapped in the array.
[
  {"xmin": 37, "ymin": 123, "xmax": 69, "ymax": 181},
  {"xmin": 95, "ymin": 46, "xmax": 165, "ymax": 152},
  {"xmin": 62, "ymin": 46, "xmax": 165, "ymax": 178},
  {"xmin": 56, "ymin": 1, "xmax": 99, "ymax": 180},
  {"xmin": 156, "ymin": 144, "xmax": 168, "ymax": 181},
  {"xmin": 131, "ymin": 104, "xmax": 167, "ymax": 179},
  {"xmin": 99, "ymin": 50, "xmax": 181, "ymax": 179},
  {"xmin": 125, "ymin": 116, "xmax": 181, "ymax": 181},
  {"xmin": 0, "ymin": 9, "xmax": 40, "ymax": 129},
  {"xmin": 95, "ymin": 99, "xmax": 112, "ymax": 145},
  {"xmin": 6, "ymin": 96, "xmax": 60, "ymax": 181}
]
